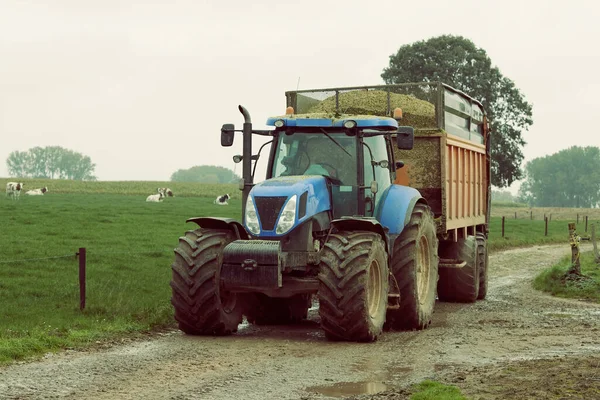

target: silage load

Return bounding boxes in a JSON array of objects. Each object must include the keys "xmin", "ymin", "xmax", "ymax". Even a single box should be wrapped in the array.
[{"xmin": 307, "ymin": 90, "xmax": 437, "ymax": 129}]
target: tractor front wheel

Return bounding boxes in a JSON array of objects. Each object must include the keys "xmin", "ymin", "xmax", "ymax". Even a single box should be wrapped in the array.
[
  {"xmin": 318, "ymin": 231, "xmax": 389, "ymax": 342},
  {"xmin": 170, "ymin": 228, "xmax": 243, "ymax": 335}
]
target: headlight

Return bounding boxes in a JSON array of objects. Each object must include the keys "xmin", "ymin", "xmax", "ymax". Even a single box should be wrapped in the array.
[
  {"xmin": 245, "ymin": 196, "xmax": 260, "ymax": 235},
  {"xmin": 275, "ymin": 195, "xmax": 297, "ymax": 235}
]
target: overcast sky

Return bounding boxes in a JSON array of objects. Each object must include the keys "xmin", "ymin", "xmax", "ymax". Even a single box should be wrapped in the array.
[{"xmin": 1, "ymin": 0, "xmax": 599, "ymax": 193}]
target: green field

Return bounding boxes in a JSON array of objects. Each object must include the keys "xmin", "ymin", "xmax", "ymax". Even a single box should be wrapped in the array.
[
  {"xmin": 0, "ymin": 186, "xmax": 241, "ymax": 364},
  {"xmin": 0, "ymin": 179, "xmax": 597, "ymax": 365}
]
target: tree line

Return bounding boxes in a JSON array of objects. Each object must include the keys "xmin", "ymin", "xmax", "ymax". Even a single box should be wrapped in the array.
[{"xmin": 6, "ymin": 146, "xmax": 97, "ymax": 181}]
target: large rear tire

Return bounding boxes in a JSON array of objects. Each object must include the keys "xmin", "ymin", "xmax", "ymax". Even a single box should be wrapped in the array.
[
  {"xmin": 385, "ymin": 203, "xmax": 439, "ymax": 330},
  {"xmin": 476, "ymin": 232, "xmax": 488, "ymax": 300},
  {"xmin": 318, "ymin": 231, "xmax": 389, "ymax": 342},
  {"xmin": 170, "ymin": 228, "xmax": 243, "ymax": 335},
  {"xmin": 244, "ymin": 294, "xmax": 310, "ymax": 325},
  {"xmin": 438, "ymin": 236, "xmax": 479, "ymax": 303}
]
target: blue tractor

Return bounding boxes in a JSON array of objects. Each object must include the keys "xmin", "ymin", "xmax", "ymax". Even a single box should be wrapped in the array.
[{"xmin": 170, "ymin": 103, "xmax": 439, "ymax": 342}]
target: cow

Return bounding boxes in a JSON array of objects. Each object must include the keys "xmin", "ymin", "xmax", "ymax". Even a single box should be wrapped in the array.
[
  {"xmin": 6, "ymin": 182, "xmax": 24, "ymax": 200},
  {"xmin": 214, "ymin": 193, "xmax": 230, "ymax": 205},
  {"xmin": 157, "ymin": 187, "xmax": 174, "ymax": 197},
  {"xmin": 25, "ymin": 187, "xmax": 48, "ymax": 196},
  {"xmin": 146, "ymin": 192, "xmax": 165, "ymax": 202}
]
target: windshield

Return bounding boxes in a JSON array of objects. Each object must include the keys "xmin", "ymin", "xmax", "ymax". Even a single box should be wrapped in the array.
[{"xmin": 272, "ymin": 132, "xmax": 357, "ymax": 185}]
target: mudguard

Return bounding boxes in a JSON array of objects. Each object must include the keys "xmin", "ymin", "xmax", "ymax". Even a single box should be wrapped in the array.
[
  {"xmin": 375, "ymin": 184, "xmax": 425, "ymax": 236},
  {"xmin": 186, "ymin": 217, "xmax": 249, "ymax": 240},
  {"xmin": 330, "ymin": 217, "xmax": 389, "ymax": 252}
]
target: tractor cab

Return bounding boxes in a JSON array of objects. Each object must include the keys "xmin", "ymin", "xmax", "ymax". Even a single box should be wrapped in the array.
[{"xmin": 264, "ymin": 113, "xmax": 400, "ymax": 220}]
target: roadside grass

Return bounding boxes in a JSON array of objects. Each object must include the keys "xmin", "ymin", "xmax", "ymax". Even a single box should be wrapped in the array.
[
  {"xmin": 0, "ymin": 192, "xmax": 240, "ymax": 364},
  {"xmin": 409, "ymin": 380, "xmax": 467, "ymax": 400},
  {"xmin": 533, "ymin": 251, "xmax": 600, "ymax": 302}
]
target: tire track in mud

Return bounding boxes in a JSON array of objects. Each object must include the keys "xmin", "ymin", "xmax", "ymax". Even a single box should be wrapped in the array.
[{"xmin": 1, "ymin": 244, "xmax": 599, "ymax": 400}]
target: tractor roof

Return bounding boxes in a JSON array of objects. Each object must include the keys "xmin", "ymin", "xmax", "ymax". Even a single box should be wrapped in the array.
[{"xmin": 266, "ymin": 113, "xmax": 398, "ymax": 131}]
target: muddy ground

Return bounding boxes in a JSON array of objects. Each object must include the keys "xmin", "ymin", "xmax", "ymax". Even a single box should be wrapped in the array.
[{"xmin": 1, "ymin": 244, "xmax": 599, "ymax": 400}]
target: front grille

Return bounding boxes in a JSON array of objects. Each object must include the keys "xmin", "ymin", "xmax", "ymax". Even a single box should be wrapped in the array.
[{"xmin": 254, "ymin": 196, "xmax": 288, "ymax": 231}]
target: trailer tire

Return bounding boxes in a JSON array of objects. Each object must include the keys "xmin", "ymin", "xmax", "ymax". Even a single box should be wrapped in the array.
[
  {"xmin": 244, "ymin": 294, "xmax": 310, "ymax": 325},
  {"xmin": 318, "ymin": 231, "xmax": 388, "ymax": 342},
  {"xmin": 438, "ymin": 236, "xmax": 479, "ymax": 303},
  {"xmin": 476, "ymin": 233, "xmax": 488, "ymax": 300},
  {"xmin": 385, "ymin": 203, "xmax": 439, "ymax": 331},
  {"xmin": 170, "ymin": 228, "xmax": 243, "ymax": 335}
]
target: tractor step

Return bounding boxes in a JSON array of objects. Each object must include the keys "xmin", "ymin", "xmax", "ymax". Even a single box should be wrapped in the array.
[
  {"xmin": 387, "ymin": 293, "xmax": 400, "ymax": 310},
  {"xmin": 439, "ymin": 258, "xmax": 467, "ymax": 268}
]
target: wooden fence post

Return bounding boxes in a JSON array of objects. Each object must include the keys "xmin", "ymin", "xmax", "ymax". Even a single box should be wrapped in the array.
[
  {"xmin": 545, "ymin": 217, "xmax": 548, "ymax": 236},
  {"xmin": 530, "ymin": 210, "xmax": 532, "ymax": 220},
  {"xmin": 577, "ymin": 213, "xmax": 579, "ymax": 224},
  {"xmin": 592, "ymin": 224, "xmax": 600, "ymax": 263},
  {"xmin": 79, "ymin": 247, "xmax": 86, "ymax": 310},
  {"xmin": 568, "ymin": 223, "xmax": 581, "ymax": 275},
  {"xmin": 585, "ymin": 216, "xmax": 588, "ymax": 233},
  {"xmin": 502, "ymin": 216, "xmax": 505, "ymax": 238},
  {"xmin": 515, "ymin": 211, "xmax": 517, "ymax": 219}
]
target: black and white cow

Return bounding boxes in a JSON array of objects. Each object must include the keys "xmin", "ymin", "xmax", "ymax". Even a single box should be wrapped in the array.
[
  {"xmin": 157, "ymin": 187, "xmax": 174, "ymax": 197},
  {"xmin": 6, "ymin": 182, "xmax": 24, "ymax": 200},
  {"xmin": 214, "ymin": 193, "xmax": 230, "ymax": 205},
  {"xmin": 25, "ymin": 187, "xmax": 48, "ymax": 196}
]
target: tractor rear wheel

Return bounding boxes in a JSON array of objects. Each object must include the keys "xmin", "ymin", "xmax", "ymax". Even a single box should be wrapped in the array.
[
  {"xmin": 318, "ymin": 231, "xmax": 388, "ymax": 342},
  {"xmin": 385, "ymin": 203, "xmax": 439, "ymax": 330},
  {"xmin": 438, "ymin": 236, "xmax": 479, "ymax": 303},
  {"xmin": 170, "ymin": 228, "xmax": 243, "ymax": 335},
  {"xmin": 476, "ymin": 233, "xmax": 488, "ymax": 300},
  {"xmin": 244, "ymin": 294, "xmax": 310, "ymax": 325}
]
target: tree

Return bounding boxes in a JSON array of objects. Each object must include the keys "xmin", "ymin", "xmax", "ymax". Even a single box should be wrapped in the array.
[
  {"xmin": 170, "ymin": 165, "xmax": 239, "ymax": 183},
  {"xmin": 6, "ymin": 146, "xmax": 97, "ymax": 180},
  {"xmin": 381, "ymin": 35, "xmax": 533, "ymax": 188},
  {"xmin": 518, "ymin": 146, "xmax": 600, "ymax": 207}
]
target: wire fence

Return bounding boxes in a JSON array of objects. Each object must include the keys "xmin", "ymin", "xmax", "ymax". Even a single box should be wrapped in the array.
[{"xmin": 0, "ymin": 247, "xmax": 175, "ymax": 310}]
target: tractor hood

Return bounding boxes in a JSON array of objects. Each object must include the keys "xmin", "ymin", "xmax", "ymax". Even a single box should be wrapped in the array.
[{"xmin": 246, "ymin": 175, "xmax": 332, "ymax": 237}]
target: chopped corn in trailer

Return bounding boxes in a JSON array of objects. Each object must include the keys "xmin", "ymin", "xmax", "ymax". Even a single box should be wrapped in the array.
[{"xmin": 170, "ymin": 82, "xmax": 491, "ymax": 342}]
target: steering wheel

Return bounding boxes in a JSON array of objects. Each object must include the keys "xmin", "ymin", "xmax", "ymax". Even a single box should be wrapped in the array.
[{"xmin": 318, "ymin": 162, "xmax": 342, "ymax": 184}]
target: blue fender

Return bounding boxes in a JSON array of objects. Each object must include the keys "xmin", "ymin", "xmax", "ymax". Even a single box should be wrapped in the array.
[
  {"xmin": 330, "ymin": 217, "xmax": 389, "ymax": 252},
  {"xmin": 375, "ymin": 184, "xmax": 425, "ymax": 236},
  {"xmin": 186, "ymin": 217, "xmax": 249, "ymax": 240}
]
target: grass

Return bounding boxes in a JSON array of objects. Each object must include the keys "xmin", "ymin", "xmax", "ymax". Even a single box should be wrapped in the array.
[
  {"xmin": 0, "ymin": 177, "xmax": 239, "ymax": 199},
  {"xmin": 0, "ymin": 191, "xmax": 240, "ymax": 364},
  {"xmin": 409, "ymin": 380, "xmax": 467, "ymax": 400},
  {"xmin": 487, "ymin": 216, "xmax": 598, "ymax": 252},
  {"xmin": 533, "ymin": 251, "xmax": 600, "ymax": 302}
]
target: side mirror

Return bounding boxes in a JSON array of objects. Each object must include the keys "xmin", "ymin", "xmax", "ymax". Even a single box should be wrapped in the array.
[
  {"xmin": 221, "ymin": 124, "xmax": 235, "ymax": 147},
  {"xmin": 396, "ymin": 126, "xmax": 414, "ymax": 150}
]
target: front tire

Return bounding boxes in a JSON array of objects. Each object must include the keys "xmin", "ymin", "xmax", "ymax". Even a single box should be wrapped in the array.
[
  {"xmin": 385, "ymin": 203, "xmax": 439, "ymax": 330},
  {"xmin": 170, "ymin": 228, "xmax": 243, "ymax": 335},
  {"xmin": 318, "ymin": 231, "xmax": 389, "ymax": 342}
]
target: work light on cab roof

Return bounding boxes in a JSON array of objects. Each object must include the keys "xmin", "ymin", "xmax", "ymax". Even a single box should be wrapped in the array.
[{"xmin": 266, "ymin": 113, "xmax": 399, "ymax": 130}]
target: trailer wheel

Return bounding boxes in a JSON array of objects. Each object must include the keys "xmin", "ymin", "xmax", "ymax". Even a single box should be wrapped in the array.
[
  {"xmin": 318, "ymin": 231, "xmax": 388, "ymax": 342},
  {"xmin": 438, "ymin": 236, "xmax": 479, "ymax": 303},
  {"xmin": 476, "ymin": 233, "xmax": 488, "ymax": 300},
  {"xmin": 170, "ymin": 228, "xmax": 243, "ymax": 335},
  {"xmin": 244, "ymin": 294, "xmax": 310, "ymax": 325},
  {"xmin": 385, "ymin": 203, "xmax": 439, "ymax": 331}
]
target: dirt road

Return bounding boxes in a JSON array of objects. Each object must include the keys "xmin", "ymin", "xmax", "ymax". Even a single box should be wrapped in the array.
[{"xmin": 1, "ymin": 244, "xmax": 599, "ymax": 400}]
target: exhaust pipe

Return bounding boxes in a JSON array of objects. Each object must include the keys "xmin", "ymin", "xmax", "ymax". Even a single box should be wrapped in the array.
[{"xmin": 239, "ymin": 105, "xmax": 253, "ymax": 216}]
